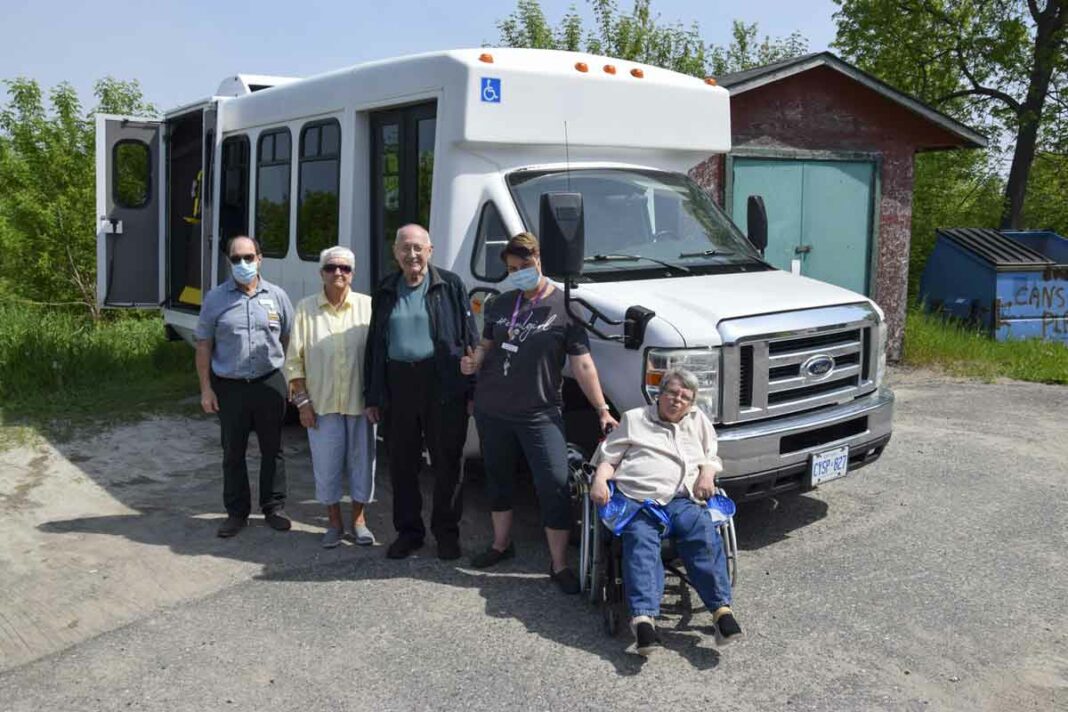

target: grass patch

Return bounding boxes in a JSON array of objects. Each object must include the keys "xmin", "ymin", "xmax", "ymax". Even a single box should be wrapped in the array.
[
  {"xmin": 0, "ymin": 304, "xmax": 198, "ymax": 442},
  {"xmin": 903, "ymin": 305, "xmax": 1068, "ymax": 384}
]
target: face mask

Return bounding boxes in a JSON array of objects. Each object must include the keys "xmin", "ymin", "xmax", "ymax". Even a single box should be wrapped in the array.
[
  {"xmin": 232, "ymin": 259, "xmax": 259, "ymax": 285},
  {"xmin": 509, "ymin": 266, "xmax": 540, "ymax": 291}
]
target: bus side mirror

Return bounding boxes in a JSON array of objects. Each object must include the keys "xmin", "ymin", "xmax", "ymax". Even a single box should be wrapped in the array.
[
  {"xmin": 747, "ymin": 195, "xmax": 768, "ymax": 255},
  {"xmin": 539, "ymin": 192, "xmax": 585, "ymax": 278}
]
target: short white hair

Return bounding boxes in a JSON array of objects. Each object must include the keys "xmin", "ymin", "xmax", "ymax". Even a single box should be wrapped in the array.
[
  {"xmin": 661, "ymin": 368, "xmax": 699, "ymax": 396},
  {"xmin": 319, "ymin": 246, "xmax": 355, "ymax": 269},
  {"xmin": 394, "ymin": 223, "xmax": 431, "ymax": 246}
]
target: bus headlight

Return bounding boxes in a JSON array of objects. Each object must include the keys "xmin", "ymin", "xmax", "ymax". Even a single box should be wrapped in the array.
[{"xmin": 644, "ymin": 348, "xmax": 720, "ymax": 420}]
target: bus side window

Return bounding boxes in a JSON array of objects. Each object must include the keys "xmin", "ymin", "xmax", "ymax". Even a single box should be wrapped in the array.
[
  {"xmin": 220, "ymin": 135, "xmax": 250, "ymax": 246},
  {"xmin": 471, "ymin": 202, "xmax": 508, "ymax": 282},
  {"xmin": 297, "ymin": 119, "xmax": 341, "ymax": 260}
]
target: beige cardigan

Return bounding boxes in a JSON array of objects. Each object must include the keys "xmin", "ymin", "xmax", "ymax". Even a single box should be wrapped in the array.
[{"xmin": 591, "ymin": 405, "xmax": 723, "ymax": 506}]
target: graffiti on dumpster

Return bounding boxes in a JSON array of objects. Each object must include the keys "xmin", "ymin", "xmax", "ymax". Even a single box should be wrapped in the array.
[
  {"xmin": 995, "ymin": 278, "xmax": 1068, "ymax": 341},
  {"xmin": 1013, "ymin": 284, "xmax": 1066, "ymax": 310}
]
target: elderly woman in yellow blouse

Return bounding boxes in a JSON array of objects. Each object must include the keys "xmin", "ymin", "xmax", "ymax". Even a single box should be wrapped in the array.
[{"xmin": 286, "ymin": 246, "xmax": 376, "ymax": 548}]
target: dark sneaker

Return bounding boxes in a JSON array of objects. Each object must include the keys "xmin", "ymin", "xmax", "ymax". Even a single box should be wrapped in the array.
[
  {"xmin": 549, "ymin": 566, "xmax": 580, "ymax": 595},
  {"xmin": 713, "ymin": 608, "xmax": 743, "ymax": 645},
  {"xmin": 216, "ymin": 515, "xmax": 248, "ymax": 538},
  {"xmin": 470, "ymin": 542, "xmax": 515, "ymax": 569},
  {"xmin": 264, "ymin": 509, "xmax": 292, "ymax": 531},
  {"xmin": 386, "ymin": 537, "xmax": 424, "ymax": 559},
  {"xmin": 437, "ymin": 539, "xmax": 462, "ymax": 561},
  {"xmin": 632, "ymin": 617, "xmax": 660, "ymax": 656}
]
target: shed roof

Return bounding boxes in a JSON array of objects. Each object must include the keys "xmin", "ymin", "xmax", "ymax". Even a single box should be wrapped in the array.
[{"xmin": 717, "ymin": 52, "xmax": 988, "ymax": 149}]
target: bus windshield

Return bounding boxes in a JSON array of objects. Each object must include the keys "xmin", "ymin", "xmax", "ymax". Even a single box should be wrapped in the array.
[{"xmin": 507, "ymin": 168, "xmax": 765, "ymax": 277}]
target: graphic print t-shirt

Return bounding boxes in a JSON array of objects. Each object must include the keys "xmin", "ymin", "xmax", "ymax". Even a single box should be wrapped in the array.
[{"xmin": 474, "ymin": 287, "xmax": 590, "ymax": 421}]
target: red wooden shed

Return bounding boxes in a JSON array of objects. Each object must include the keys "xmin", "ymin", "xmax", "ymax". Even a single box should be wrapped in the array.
[{"xmin": 690, "ymin": 52, "xmax": 986, "ymax": 359}]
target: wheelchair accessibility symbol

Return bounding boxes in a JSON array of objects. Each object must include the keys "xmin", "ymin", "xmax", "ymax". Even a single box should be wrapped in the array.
[{"xmin": 480, "ymin": 77, "xmax": 501, "ymax": 103}]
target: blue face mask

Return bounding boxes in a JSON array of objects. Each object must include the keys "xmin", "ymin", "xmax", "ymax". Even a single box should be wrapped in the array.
[
  {"xmin": 231, "ymin": 259, "xmax": 259, "ymax": 285},
  {"xmin": 509, "ymin": 266, "xmax": 540, "ymax": 291}
]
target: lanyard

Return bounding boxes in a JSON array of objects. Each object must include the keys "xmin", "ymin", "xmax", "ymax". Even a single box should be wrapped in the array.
[{"xmin": 508, "ymin": 280, "xmax": 548, "ymax": 339}]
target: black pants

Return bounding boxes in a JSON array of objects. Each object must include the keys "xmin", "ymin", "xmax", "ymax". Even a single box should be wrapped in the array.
[
  {"xmin": 386, "ymin": 359, "xmax": 468, "ymax": 544},
  {"xmin": 212, "ymin": 370, "xmax": 288, "ymax": 518}
]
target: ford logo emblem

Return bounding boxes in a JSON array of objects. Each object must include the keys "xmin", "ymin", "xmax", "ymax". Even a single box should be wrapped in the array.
[{"xmin": 802, "ymin": 354, "xmax": 835, "ymax": 380}]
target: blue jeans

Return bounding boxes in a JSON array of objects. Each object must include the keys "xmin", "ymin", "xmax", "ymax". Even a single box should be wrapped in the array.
[{"xmin": 620, "ymin": 497, "xmax": 732, "ymax": 618}]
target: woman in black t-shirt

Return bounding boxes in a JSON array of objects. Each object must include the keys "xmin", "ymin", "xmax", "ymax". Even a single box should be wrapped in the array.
[{"xmin": 461, "ymin": 233, "xmax": 617, "ymax": 594}]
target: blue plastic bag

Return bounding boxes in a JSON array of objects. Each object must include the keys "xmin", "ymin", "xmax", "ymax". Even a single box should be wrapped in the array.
[{"xmin": 705, "ymin": 493, "xmax": 736, "ymax": 525}]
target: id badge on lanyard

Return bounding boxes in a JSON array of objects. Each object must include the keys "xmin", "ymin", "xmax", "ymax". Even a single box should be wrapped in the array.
[{"xmin": 505, "ymin": 283, "xmax": 547, "ymax": 352}]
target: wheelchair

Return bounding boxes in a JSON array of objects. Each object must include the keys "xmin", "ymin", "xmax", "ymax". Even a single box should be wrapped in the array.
[{"xmin": 567, "ymin": 446, "xmax": 738, "ymax": 636}]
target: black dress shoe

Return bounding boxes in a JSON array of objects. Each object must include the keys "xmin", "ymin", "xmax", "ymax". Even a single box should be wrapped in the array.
[
  {"xmin": 386, "ymin": 537, "xmax": 424, "ymax": 559},
  {"xmin": 437, "ymin": 539, "xmax": 462, "ymax": 561},
  {"xmin": 216, "ymin": 515, "xmax": 248, "ymax": 538},
  {"xmin": 264, "ymin": 509, "xmax": 292, "ymax": 531},
  {"xmin": 469, "ymin": 542, "xmax": 515, "ymax": 569}
]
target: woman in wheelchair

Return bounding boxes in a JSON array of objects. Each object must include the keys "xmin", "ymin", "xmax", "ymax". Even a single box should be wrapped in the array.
[{"xmin": 590, "ymin": 367, "xmax": 742, "ymax": 656}]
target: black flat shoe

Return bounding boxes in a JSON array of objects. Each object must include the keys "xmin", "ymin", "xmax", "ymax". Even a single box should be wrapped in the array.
[
  {"xmin": 549, "ymin": 566, "xmax": 580, "ymax": 595},
  {"xmin": 470, "ymin": 542, "xmax": 515, "ymax": 568}
]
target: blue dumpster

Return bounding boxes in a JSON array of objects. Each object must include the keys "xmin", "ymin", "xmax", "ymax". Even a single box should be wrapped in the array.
[{"xmin": 920, "ymin": 228, "xmax": 1068, "ymax": 343}]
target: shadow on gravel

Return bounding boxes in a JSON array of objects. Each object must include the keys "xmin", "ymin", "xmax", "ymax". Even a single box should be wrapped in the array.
[
  {"xmin": 256, "ymin": 544, "xmax": 722, "ymax": 676},
  {"xmin": 33, "ymin": 422, "xmax": 818, "ymax": 675},
  {"xmin": 733, "ymin": 493, "xmax": 828, "ymax": 551}
]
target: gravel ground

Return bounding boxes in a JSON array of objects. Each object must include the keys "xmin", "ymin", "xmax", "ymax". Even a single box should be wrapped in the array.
[{"xmin": 0, "ymin": 368, "xmax": 1065, "ymax": 711}]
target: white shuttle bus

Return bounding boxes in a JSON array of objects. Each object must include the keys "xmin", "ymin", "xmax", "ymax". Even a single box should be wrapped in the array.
[{"xmin": 96, "ymin": 48, "xmax": 893, "ymax": 502}]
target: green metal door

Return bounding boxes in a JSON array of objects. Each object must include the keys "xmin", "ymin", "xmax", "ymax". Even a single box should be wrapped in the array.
[
  {"xmin": 731, "ymin": 158, "xmax": 803, "ymax": 273},
  {"xmin": 732, "ymin": 158, "xmax": 874, "ymax": 295}
]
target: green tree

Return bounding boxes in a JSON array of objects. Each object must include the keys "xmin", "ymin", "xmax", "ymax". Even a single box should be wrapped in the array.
[
  {"xmin": 496, "ymin": 0, "xmax": 809, "ymax": 78},
  {"xmin": 833, "ymin": 0, "xmax": 1068, "ymax": 229},
  {"xmin": 0, "ymin": 77, "xmax": 154, "ymax": 317}
]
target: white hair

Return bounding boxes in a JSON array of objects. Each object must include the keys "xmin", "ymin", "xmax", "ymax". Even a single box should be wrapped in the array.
[
  {"xmin": 394, "ymin": 223, "xmax": 431, "ymax": 246},
  {"xmin": 319, "ymin": 246, "xmax": 355, "ymax": 269},
  {"xmin": 661, "ymin": 368, "xmax": 699, "ymax": 396}
]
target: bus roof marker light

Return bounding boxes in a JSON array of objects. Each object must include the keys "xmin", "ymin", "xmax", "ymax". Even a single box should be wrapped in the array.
[
  {"xmin": 603, "ymin": 64, "xmax": 617, "ymax": 75},
  {"xmin": 630, "ymin": 68, "xmax": 644, "ymax": 78},
  {"xmin": 575, "ymin": 62, "xmax": 588, "ymax": 73},
  {"xmin": 479, "ymin": 53, "xmax": 494, "ymax": 63},
  {"xmin": 704, "ymin": 77, "xmax": 717, "ymax": 86}
]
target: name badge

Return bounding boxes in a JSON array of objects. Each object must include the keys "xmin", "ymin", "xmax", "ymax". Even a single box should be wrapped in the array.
[
  {"xmin": 501, "ymin": 342, "xmax": 519, "ymax": 353},
  {"xmin": 259, "ymin": 298, "xmax": 275, "ymax": 308}
]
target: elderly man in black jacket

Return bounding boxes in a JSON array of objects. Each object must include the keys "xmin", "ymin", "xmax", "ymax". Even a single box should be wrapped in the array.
[{"xmin": 364, "ymin": 224, "xmax": 479, "ymax": 560}]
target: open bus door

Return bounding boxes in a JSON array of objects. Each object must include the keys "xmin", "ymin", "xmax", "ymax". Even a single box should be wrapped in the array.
[{"xmin": 96, "ymin": 114, "xmax": 163, "ymax": 308}]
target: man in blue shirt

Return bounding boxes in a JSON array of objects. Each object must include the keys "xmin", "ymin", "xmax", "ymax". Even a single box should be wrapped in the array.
[
  {"xmin": 364, "ymin": 224, "xmax": 479, "ymax": 560},
  {"xmin": 195, "ymin": 235, "xmax": 294, "ymax": 538}
]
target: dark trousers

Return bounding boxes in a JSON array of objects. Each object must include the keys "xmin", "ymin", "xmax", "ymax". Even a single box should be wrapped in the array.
[
  {"xmin": 473, "ymin": 411, "xmax": 572, "ymax": 530},
  {"xmin": 212, "ymin": 370, "xmax": 288, "ymax": 518},
  {"xmin": 386, "ymin": 359, "xmax": 468, "ymax": 544}
]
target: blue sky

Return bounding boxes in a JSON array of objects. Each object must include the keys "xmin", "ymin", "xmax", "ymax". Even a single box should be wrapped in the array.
[{"xmin": 1, "ymin": 0, "xmax": 839, "ymax": 112}]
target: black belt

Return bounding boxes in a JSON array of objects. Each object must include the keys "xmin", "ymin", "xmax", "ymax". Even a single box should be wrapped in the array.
[
  {"xmin": 387, "ymin": 357, "xmax": 435, "ymax": 369},
  {"xmin": 212, "ymin": 368, "xmax": 279, "ymax": 383}
]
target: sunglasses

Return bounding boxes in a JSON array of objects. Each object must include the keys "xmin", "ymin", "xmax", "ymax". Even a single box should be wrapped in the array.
[
  {"xmin": 322, "ymin": 264, "xmax": 353, "ymax": 274},
  {"xmin": 229, "ymin": 254, "xmax": 257, "ymax": 265}
]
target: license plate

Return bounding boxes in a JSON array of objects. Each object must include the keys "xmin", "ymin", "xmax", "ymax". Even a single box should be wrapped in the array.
[{"xmin": 810, "ymin": 445, "xmax": 849, "ymax": 486}]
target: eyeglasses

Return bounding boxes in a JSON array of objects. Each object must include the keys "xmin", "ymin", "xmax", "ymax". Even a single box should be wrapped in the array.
[
  {"xmin": 229, "ymin": 254, "xmax": 257, "ymax": 265},
  {"xmin": 660, "ymin": 388, "xmax": 695, "ymax": 404},
  {"xmin": 322, "ymin": 264, "xmax": 353, "ymax": 274}
]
